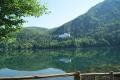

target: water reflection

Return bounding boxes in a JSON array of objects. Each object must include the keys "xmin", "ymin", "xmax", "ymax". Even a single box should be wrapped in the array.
[
  {"xmin": 0, "ymin": 68, "xmax": 65, "ymax": 77},
  {"xmin": 0, "ymin": 47, "xmax": 120, "ymax": 77},
  {"xmin": 59, "ymin": 58, "xmax": 71, "ymax": 63}
]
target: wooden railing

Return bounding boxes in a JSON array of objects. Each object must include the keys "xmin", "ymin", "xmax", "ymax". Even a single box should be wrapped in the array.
[
  {"xmin": 0, "ymin": 71, "xmax": 120, "ymax": 80},
  {"xmin": 0, "ymin": 72, "xmax": 80, "ymax": 80}
]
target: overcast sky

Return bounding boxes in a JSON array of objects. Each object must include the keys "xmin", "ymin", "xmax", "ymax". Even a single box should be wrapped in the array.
[{"xmin": 23, "ymin": 0, "xmax": 104, "ymax": 29}]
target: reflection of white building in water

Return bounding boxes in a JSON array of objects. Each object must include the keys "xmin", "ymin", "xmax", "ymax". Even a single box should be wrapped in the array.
[
  {"xmin": 58, "ymin": 33, "xmax": 71, "ymax": 38},
  {"xmin": 59, "ymin": 58, "xmax": 71, "ymax": 63}
]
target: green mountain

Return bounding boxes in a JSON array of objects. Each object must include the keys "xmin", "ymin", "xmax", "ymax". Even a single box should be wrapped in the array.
[{"xmin": 52, "ymin": 0, "xmax": 120, "ymax": 38}]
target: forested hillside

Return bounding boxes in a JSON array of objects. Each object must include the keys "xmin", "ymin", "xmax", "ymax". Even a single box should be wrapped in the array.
[
  {"xmin": 53, "ymin": 0, "xmax": 120, "ymax": 37},
  {"xmin": 52, "ymin": 0, "xmax": 120, "ymax": 47}
]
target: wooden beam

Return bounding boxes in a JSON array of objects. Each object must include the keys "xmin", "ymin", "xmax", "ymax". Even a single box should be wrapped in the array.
[
  {"xmin": 81, "ymin": 72, "xmax": 120, "ymax": 76},
  {"xmin": 0, "ymin": 72, "xmax": 76, "ymax": 80}
]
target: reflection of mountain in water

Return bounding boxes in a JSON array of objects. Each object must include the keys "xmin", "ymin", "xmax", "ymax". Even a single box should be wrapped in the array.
[{"xmin": 0, "ymin": 47, "xmax": 120, "ymax": 74}]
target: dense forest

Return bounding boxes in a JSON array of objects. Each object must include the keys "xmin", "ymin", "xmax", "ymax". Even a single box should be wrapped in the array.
[{"xmin": 1, "ymin": 0, "xmax": 120, "ymax": 49}]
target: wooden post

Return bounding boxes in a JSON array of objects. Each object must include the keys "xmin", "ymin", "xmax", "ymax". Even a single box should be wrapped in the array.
[
  {"xmin": 109, "ymin": 71, "xmax": 114, "ymax": 80},
  {"xmin": 74, "ymin": 71, "xmax": 80, "ymax": 80},
  {"xmin": 93, "ymin": 75, "xmax": 96, "ymax": 80}
]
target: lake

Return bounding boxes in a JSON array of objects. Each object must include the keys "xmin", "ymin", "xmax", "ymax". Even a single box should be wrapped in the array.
[{"xmin": 0, "ymin": 47, "xmax": 120, "ymax": 80}]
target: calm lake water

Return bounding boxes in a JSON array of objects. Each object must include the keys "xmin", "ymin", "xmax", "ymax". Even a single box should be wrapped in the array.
[{"xmin": 0, "ymin": 47, "xmax": 120, "ymax": 80}]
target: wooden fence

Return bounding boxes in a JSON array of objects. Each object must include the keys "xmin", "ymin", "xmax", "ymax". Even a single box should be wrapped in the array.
[{"xmin": 0, "ymin": 71, "xmax": 120, "ymax": 80}]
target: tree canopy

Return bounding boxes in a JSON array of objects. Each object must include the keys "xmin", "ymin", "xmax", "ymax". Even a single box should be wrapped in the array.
[{"xmin": 0, "ymin": 0, "xmax": 48, "ymax": 40}]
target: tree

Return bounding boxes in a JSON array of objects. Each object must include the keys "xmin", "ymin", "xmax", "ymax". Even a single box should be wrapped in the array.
[{"xmin": 0, "ymin": 0, "xmax": 48, "ymax": 40}]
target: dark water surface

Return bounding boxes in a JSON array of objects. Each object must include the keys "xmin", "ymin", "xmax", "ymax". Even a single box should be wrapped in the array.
[{"xmin": 0, "ymin": 47, "xmax": 120, "ymax": 79}]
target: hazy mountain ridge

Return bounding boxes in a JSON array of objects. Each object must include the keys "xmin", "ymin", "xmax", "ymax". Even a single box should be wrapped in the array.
[{"xmin": 20, "ymin": 27, "xmax": 49, "ymax": 35}]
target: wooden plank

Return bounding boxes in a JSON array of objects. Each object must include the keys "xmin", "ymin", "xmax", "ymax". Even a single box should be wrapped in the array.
[
  {"xmin": 81, "ymin": 73, "xmax": 109, "ymax": 76},
  {"xmin": 0, "ymin": 72, "xmax": 76, "ymax": 80},
  {"xmin": 81, "ymin": 72, "xmax": 120, "ymax": 76}
]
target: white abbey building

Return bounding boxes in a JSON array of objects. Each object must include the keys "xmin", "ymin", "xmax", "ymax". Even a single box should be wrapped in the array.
[{"xmin": 58, "ymin": 33, "xmax": 71, "ymax": 38}]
